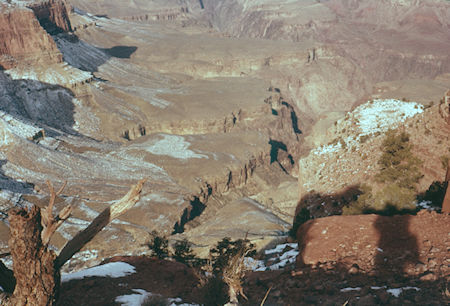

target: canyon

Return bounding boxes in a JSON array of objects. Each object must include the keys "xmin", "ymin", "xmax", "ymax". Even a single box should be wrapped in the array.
[{"xmin": 0, "ymin": 0, "xmax": 449, "ymax": 304}]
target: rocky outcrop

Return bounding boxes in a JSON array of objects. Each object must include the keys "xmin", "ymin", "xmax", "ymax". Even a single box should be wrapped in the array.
[
  {"xmin": 296, "ymin": 210, "xmax": 449, "ymax": 277},
  {"xmin": 439, "ymin": 90, "xmax": 450, "ymax": 124},
  {"xmin": 28, "ymin": 0, "xmax": 72, "ymax": 34},
  {"xmin": 0, "ymin": 8, "xmax": 62, "ymax": 70}
]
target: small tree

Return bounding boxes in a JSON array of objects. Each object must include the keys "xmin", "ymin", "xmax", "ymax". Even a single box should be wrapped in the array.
[
  {"xmin": 147, "ymin": 231, "xmax": 169, "ymax": 259},
  {"xmin": 345, "ymin": 130, "xmax": 422, "ymax": 215}
]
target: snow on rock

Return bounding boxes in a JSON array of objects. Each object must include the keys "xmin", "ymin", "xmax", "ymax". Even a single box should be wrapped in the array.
[
  {"xmin": 61, "ymin": 262, "xmax": 136, "ymax": 282},
  {"xmin": 387, "ymin": 286, "xmax": 420, "ymax": 297},
  {"xmin": 0, "ymin": 111, "xmax": 41, "ymax": 146},
  {"xmin": 144, "ymin": 134, "xmax": 208, "ymax": 159},
  {"xmin": 246, "ymin": 242, "xmax": 299, "ymax": 271},
  {"xmin": 115, "ymin": 289, "xmax": 150, "ymax": 306},
  {"xmin": 5, "ymin": 63, "xmax": 92, "ymax": 86},
  {"xmin": 264, "ymin": 243, "xmax": 298, "ymax": 255},
  {"xmin": 115, "ymin": 289, "xmax": 198, "ymax": 306},
  {"xmin": 353, "ymin": 99, "xmax": 423, "ymax": 136},
  {"xmin": 340, "ymin": 287, "xmax": 362, "ymax": 292},
  {"xmin": 312, "ymin": 142, "xmax": 342, "ymax": 156}
]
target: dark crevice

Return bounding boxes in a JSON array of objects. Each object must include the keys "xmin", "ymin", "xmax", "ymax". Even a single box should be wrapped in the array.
[
  {"xmin": 290, "ymin": 110, "xmax": 302, "ymax": 134},
  {"xmin": 199, "ymin": 0, "xmax": 205, "ymax": 9},
  {"xmin": 172, "ymin": 197, "xmax": 206, "ymax": 234},
  {"xmin": 269, "ymin": 139, "xmax": 287, "ymax": 164}
]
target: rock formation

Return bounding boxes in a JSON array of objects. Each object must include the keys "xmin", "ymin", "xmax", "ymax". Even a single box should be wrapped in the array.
[
  {"xmin": 0, "ymin": 7, "xmax": 62, "ymax": 69},
  {"xmin": 28, "ymin": 0, "xmax": 72, "ymax": 34}
]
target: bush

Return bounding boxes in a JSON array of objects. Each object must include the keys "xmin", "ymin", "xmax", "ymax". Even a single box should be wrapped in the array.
[
  {"xmin": 209, "ymin": 237, "xmax": 255, "ymax": 276},
  {"xmin": 343, "ymin": 184, "xmax": 416, "ymax": 215},
  {"xmin": 207, "ymin": 237, "xmax": 255, "ymax": 304},
  {"xmin": 173, "ymin": 239, "xmax": 205, "ymax": 268},
  {"xmin": 344, "ymin": 131, "xmax": 423, "ymax": 215},
  {"xmin": 147, "ymin": 231, "xmax": 169, "ymax": 259},
  {"xmin": 376, "ymin": 130, "xmax": 422, "ymax": 190}
]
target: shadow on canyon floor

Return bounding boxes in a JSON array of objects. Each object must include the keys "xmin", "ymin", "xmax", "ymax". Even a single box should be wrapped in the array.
[{"xmin": 55, "ymin": 33, "xmax": 137, "ymax": 73}]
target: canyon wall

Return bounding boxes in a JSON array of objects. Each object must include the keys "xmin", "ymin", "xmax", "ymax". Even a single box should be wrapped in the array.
[
  {"xmin": 0, "ymin": 8, "xmax": 62, "ymax": 69},
  {"xmin": 28, "ymin": 0, "xmax": 73, "ymax": 33}
]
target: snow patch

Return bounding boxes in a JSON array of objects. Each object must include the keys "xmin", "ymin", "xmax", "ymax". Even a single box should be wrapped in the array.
[
  {"xmin": 145, "ymin": 134, "xmax": 208, "ymax": 159},
  {"xmin": 246, "ymin": 243, "xmax": 299, "ymax": 271},
  {"xmin": 264, "ymin": 243, "xmax": 298, "ymax": 255},
  {"xmin": 340, "ymin": 287, "xmax": 362, "ymax": 292},
  {"xmin": 387, "ymin": 286, "xmax": 420, "ymax": 297},
  {"xmin": 115, "ymin": 289, "xmax": 198, "ymax": 306},
  {"xmin": 115, "ymin": 289, "xmax": 150, "ymax": 306},
  {"xmin": 354, "ymin": 99, "xmax": 423, "ymax": 136},
  {"xmin": 61, "ymin": 262, "xmax": 135, "ymax": 282},
  {"xmin": 6, "ymin": 63, "xmax": 92, "ymax": 86}
]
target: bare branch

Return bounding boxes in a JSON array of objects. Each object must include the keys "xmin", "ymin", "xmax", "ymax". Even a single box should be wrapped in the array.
[
  {"xmin": 41, "ymin": 181, "xmax": 71, "ymax": 245},
  {"xmin": 55, "ymin": 179, "xmax": 146, "ymax": 269}
]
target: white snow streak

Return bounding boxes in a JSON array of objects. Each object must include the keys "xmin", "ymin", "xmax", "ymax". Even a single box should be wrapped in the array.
[{"xmin": 61, "ymin": 262, "xmax": 136, "ymax": 282}]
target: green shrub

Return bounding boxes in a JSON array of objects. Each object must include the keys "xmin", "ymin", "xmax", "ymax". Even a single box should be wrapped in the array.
[
  {"xmin": 209, "ymin": 237, "xmax": 255, "ymax": 277},
  {"xmin": 375, "ymin": 130, "xmax": 422, "ymax": 190},
  {"xmin": 344, "ymin": 131, "xmax": 423, "ymax": 215},
  {"xmin": 147, "ymin": 231, "xmax": 169, "ymax": 259},
  {"xmin": 173, "ymin": 239, "xmax": 205, "ymax": 268},
  {"xmin": 343, "ymin": 184, "xmax": 416, "ymax": 215}
]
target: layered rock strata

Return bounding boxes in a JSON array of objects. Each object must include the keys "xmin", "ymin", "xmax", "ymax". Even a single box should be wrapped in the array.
[
  {"xmin": 28, "ymin": 0, "xmax": 72, "ymax": 34},
  {"xmin": 0, "ymin": 8, "xmax": 62, "ymax": 69}
]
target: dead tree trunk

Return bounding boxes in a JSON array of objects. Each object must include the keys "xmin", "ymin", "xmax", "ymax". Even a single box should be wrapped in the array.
[
  {"xmin": 6, "ymin": 206, "xmax": 59, "ymax": 305},
  {"xmin": 0, "ymin": 179, "xmax": 146, "ymax": 305}
]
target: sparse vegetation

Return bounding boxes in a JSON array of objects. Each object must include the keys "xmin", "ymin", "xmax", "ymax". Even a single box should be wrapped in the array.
[
  {"xmin": 344, "ymin": 130, "xmax": 422, "ymax": 215},
  {"xmin": 207, "ymin": 237, "xmax": 256, "ymax": 304},
  {"xmin": 173, "ymin": 239, "xmax": 205, "ymax": 268},
  {"xmin": 375, "ymin": 130, "xmax": 422, "ymax": 190},
  {"xmin": 147, "ymin": 231, "xmax": 169, "ymax": 259}
]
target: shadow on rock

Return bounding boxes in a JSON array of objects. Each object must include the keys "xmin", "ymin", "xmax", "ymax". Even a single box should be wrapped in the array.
[
  {"xmin": 54, "ymin": 33, "xmax": 137, "ymax": 73},
  {"xmin": 0, "ymin": 72, "xmax": 77, "ymax": 135},
  {"xmin": 0, "ymin": 160, "xmax": 34, "ymax": 194},
  {"xmin": 374, "ymin": 212, "xmax": 419, "ymax": 276}
]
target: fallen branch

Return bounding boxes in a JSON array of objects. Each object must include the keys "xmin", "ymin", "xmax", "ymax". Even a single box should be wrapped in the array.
[{"xmin": 56, "ymin": 178, "xmax": 146, "ymax": 269}]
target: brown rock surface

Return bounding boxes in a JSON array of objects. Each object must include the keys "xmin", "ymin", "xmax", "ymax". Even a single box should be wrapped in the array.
[
  {"xmin": 296, "ymin": 211, "xmax": 450, "ymax": 277},
  {"xmin": 0, "ymin": 7, "xmax": 62, "ymax": 69},
  {"xmin": 28, "ymin": 0, "xmax": 73, "ymax": 33}
]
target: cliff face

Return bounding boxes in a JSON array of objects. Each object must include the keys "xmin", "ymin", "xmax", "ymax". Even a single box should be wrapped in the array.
[
  {"xmin": 0, "ymin": 8, "xmax": 62, "ymax": 70},
  {"xmin": 28, "ymin": 0, "xmax": 72, "ymax": 34}
]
